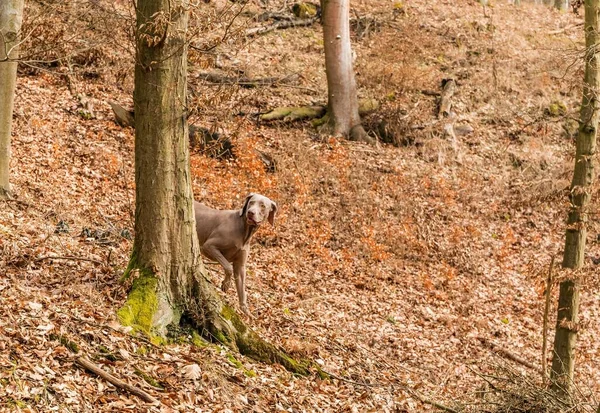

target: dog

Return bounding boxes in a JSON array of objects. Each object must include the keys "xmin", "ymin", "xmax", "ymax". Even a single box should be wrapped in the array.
[{"xmin": 194, "ymin": 193, "xmax": 277, "ymax": 314}]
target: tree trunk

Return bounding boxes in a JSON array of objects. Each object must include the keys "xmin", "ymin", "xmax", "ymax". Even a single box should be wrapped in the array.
[
  {"xmin": 554, "ymin": 0, "xmax": 569, "ymax": 10},
  {"xmin": 550, "ymin": 0, "xmax": 600, "ymax": 398},
  {"xmin": 0, "ymin": 0, "xmax": 24, "ymax": 199},
  {"xmin": 119, "ymin": 0, "xmax": 306, "ymax": 374},
  {"xmin": 320, "ymin": 0, "xmax": 372, "ymax": 144}
]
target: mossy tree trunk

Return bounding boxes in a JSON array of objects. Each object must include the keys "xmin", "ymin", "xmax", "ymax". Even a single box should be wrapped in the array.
[
  {"xmin": 550, "ymin": 0, "xmax": 599, "ymax": 399},
  {"xmin": 0, "ymin": 0, "xmax": 24, "ymax": 199},
  {"xmin": 320, "ymin": 0, "xmax": 372, "ymax": 144},
  {"xmin": 120, "ymin": 0, "xmax": 307, "ymax": 374}
]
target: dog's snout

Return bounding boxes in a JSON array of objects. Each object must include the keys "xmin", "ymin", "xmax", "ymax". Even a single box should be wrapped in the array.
[{"xmin": 247, "ymin": 210, "xmax": 255, "ymax": 218}]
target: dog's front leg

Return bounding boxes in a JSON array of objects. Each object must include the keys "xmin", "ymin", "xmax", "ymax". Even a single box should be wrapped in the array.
[
  {"xmin": 233, "ymin": 253, "xmax": 249, "ymax": 315},
  {"xmin": 201, "ymin": 245, "xmax": 233, "ymax": 291}
]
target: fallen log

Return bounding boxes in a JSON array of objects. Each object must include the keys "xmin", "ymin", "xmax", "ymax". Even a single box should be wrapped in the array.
[{"xmin": 260, "ymin": 98, "xmax": 379, "ymax": 122}]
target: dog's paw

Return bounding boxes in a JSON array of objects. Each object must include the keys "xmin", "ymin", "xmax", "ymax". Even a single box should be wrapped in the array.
[
  {"xmin": 240, "ymin": 305, "xmax": 251, "ymax": 317},
  {"xmin": 221, "ymin": 279, "xmax": 231, "ymax": 292}
]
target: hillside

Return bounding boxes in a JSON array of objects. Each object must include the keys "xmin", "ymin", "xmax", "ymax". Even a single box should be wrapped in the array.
[{"xmin": 1, "ymin": 0, "xmax": 599, "ymax": 411}]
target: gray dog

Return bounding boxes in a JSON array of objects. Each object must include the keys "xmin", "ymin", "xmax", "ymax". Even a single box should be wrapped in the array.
[{"xmin": 194, "ymin": 193, "xmax": 277, "ymax": 314}]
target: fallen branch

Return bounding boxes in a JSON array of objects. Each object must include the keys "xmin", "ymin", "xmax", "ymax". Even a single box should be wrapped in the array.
[
  {"xmin": 479, "ymin": 337, "xmax": 542, "ymax": 373},
  {"xmin": 195, "ymin": 71, "xmax": 298, "ymax": 88},
  {"xmin": 75, "ymin": 357, "xmax": 159, "ymax": 404},
  {"xmin": 260, "ymin": 98, "xmax": 379, "ymax": 122},
  {"xmin": 401, "ymin": 385, "xmax": 460, "ymax": 413},
  {"xmin": 35, "ymin": 255, "xmax": 104, "ymax": 266},
  {"xmin": 245, "ymin": 17, "xmax": 318, "ymax": 37}
]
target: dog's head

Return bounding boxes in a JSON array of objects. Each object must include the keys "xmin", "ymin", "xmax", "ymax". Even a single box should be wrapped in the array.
[{"xmin": 240, "ymin": 193, "xmax": 277, "ymax": 227}]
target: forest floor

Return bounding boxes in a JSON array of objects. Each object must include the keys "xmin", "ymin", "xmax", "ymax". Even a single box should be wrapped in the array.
[{"xmin": 1, "ymin": 0, "xmax": 600, "ymax": 411}]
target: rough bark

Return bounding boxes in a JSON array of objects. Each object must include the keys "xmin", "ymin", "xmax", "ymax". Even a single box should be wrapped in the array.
[
  {"xmin": 119, "ymin": 0, "xmax": 306, "ymax": 374},
  {"xmin": 550, "ymin": 0, "xmax": 599, "ymax": 399},
  {"xmin": 320, "ymin": 0, "xmax": 373, "ymax": 144},
  {"xmin": 0, "ymin": 0, "xmax": 24, "ymax": 199}
]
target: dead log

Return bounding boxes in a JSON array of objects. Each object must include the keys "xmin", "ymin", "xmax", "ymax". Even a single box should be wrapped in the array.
[
  {"xmin": 260, "ymin": 98, "xmax": 379, "ymax": 122},
  {"xmin": 245, "ymin": 17, "xmax": 318, "ymax": 37},
  {"xmin": 438, "ymin": 78, "xmax": 456, "ymax": 118},
  {"xmin": 195, "ymin": 71, "xmax": 298, "ymax": 88}
]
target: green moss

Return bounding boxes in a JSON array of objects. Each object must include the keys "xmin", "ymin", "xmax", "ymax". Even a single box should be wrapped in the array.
[
  {"xmin": 134, "ymin": 368, "xmax": 164, "ymax": 389},
  {"xmin": 120, "ymin": 250, "xmax": 139, "ymax": 281},
  {"xmin": 49, "ymin": 334, "xmax": 80, "ymax": 353},
  {"xmin": 358, "ymin": 98, "xmax": 380, "ymax": 115},
  {"xmin": 221, "ymin": 304, "xmax": 247, "ymax": 335},
  {"xmin": 117, "ymin": 268, "xmax": 158, "ymax": 336},
  {"xmin": 191, "ymin": 331, "xmax": 209, "ymax": 347},
  {"xmin": 98, "ymin": 345, "xmax": 118, "ymax": 362},
  {"xmin": 227, "ymin": 353, "xmax": 243, "ymax": 369},
  {"xmin": 546, "ymin": 100, "xmax": 568, "ymax": 117},
  {"xmin": 292, "ymin": 2, "xmax": 318, "ymax": 18},
  {"xmin": 312, "ymin": 113, "xmax": 329, "ymax": 127},
  {"xmin": 135, "ymin": 346, "xmax": 148, "ymax": 356},
  {"xmin": 244, "ymin": 369, "xmax": 257, "ymax": 378},
  {"xmin": 260, "ymin": 106, "xmax": 326, "ymax": 122},
  {"xmin": 5, "ymin": 398, "xmax": 27, "ymax": 409}
]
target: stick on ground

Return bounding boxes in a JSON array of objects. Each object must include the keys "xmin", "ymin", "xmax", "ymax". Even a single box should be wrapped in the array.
[{"xmin": 75, "ymin": 357, "xmax": 159, "ymax": 405}]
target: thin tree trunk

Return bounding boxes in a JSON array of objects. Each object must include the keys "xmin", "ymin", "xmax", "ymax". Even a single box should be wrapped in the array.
[
  {"xmin": 320, "ymin": 0, "xmax": 372, "ymax": 143},
  {"xmin": 0, "ymin": 0, "xmax": 24, "ymax": 199},
  {"xmin": 550, "ymin": 0, "xmax": 600, "ymax": 398},
  {"xmin": 119, "ymin": 0, "xmax": 306, "ymax": 374},
  {"xmin": 554, "ymin": 0, "xmax": 569, "ymax": 10}
]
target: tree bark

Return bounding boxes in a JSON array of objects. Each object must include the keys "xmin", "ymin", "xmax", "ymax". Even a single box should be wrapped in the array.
[
  {"xmin": 554, "ymin": 0, "xmax": 569, "ymax": 10},
  {"xmin": 119, "ymin": 0, "xmax": 307, "ymax": 374},
  {"xmin": 0, "ymin": 0, "xmax": 24, "ymax": 199},
  {"xmin": 550, "ymin": 0, "xmax": 599, "ymax": 399},
  {"xmin": 320, "ymin": 0, "xmax": 372, "ymax": 144}
]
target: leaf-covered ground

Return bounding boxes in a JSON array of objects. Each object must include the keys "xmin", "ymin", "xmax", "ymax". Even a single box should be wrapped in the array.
[{"xmin": 2, "ymin": 0, "xmax": 600, "ymax": 411}]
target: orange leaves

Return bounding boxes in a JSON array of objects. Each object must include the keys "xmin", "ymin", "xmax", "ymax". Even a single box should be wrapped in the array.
[{"xmin": 360, "ymin": 227, "xmax": 390, "ymax": 262}]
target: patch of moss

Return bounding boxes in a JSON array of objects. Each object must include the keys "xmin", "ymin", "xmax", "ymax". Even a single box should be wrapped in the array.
[
  {"xmin": 292, "ymin": 2, "xmax": 318, "ymax": 18},
  {"xmin": 98, "ymin": 345, "xmax": 118, "ymax": 362},
  {"xmin": 244, "ymin": 369, "xmax": 257, "ymax": 378},
  {"xmin": 546, "ymin": 100, "xmax": 567, "ymax": 117},
  {"xmin": 134, "ymin": 368, "xmax": 164, "ymax": 389},
  {"xmin": 120, "ymin": 249, "xmax": 139, "ymax": 281},
  {"xmin": 5, "ymin": 398, "xmax": 27, "ymax": 409},
  {"xmin": 191, "ymin": 331, "xmax": 209, "ymax": 347},
  {"xmin": 117, "ymin": 268, "xmax": 158, "ymax": 336},
  {"xmin": 227, "ymin": 353, "xmax": 243, "ymax": 369},
  {"xmin": 49, "ymin": 334, "xmax": 80, "ymax": 353},
  {"xmin": 135, "ymin": 346, "xmax": 148, "ymax": 356}
]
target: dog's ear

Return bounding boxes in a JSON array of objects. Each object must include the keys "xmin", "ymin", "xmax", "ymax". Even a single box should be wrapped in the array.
[
  {"xmin": 268, "ymin": 201, "xmax": 277, "ymax": 226},
  {"xmin": 240, "ymin": 193, "xmax": 255, "ymax": 217}
]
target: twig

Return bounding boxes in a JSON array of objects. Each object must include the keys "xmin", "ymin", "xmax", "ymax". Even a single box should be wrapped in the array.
[
  {"xmin": 542, "ymin": 255, "xmax": 555, "ymax": 385},
  {"xmin": 398, "ymin": 384, "xmax": 459, "ymax": 413},
  {"xmin": 245, "ymin": 17, "xmax": 317, "ymax": 37},
  {"xmin": 75, "ymin": 357, "xmax": 159, "ymax": 404},
  {"xmin": 319, "ymin": 368, "xmax": 376, "ymax": 388},
  {"xmin": 479, "ymin": 337, "xmax": 542, "ymax": 373},
  {"xmin": 35, "ymin": 255, "xmax": 103, "ymax": 266}
]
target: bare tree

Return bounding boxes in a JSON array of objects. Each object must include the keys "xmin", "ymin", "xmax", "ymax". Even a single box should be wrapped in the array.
[
  {"xmin": 550, "ymin": 0, "xmax": 599, "ymax": 398},
  {"xmin": 0, "ymin": 0, "xmax": 24, "ymax": 199},
  {"xmin": 119, "ymin": 0, "xmax": 305, "ymax": 373},
  {"xmin": 320, "ymin": 0, "xmax": 372, "ymax": 143}
]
